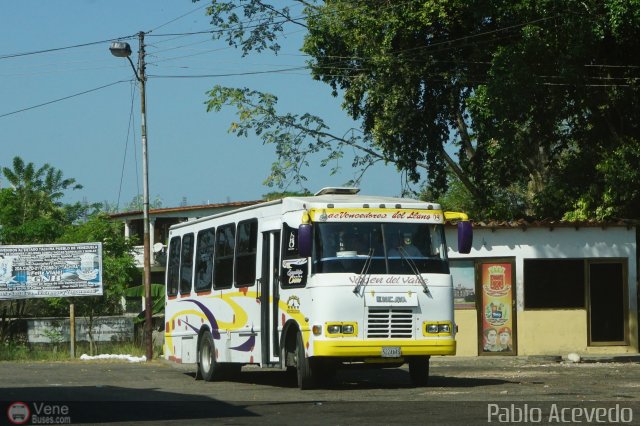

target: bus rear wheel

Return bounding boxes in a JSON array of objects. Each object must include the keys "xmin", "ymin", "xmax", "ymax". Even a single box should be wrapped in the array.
[
  {"xmin": 408, "ymin": 356, "xmax": 430, "ymax": 387},
  {"xmin": 198, "ymin": 332, "xmax": 220, "ymax": 381}
]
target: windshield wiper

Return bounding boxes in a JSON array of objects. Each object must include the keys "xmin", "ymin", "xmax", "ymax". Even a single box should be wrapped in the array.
[
  {"xmin": 353, "ymin": 248, "xmax": 374, "ymax": 295},
  {"xmin": 397, "ymin": 246, "xmax": 432, "ymax": 297}
]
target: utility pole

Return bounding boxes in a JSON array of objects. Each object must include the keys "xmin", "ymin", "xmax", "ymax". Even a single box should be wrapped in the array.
[
  {"xmin": 138, "ymin": 31, "xmax": 153, "ymax": 362},
  {"xmin": 110, "ymin": 32, "xmax": 153, "ymax": 361}
]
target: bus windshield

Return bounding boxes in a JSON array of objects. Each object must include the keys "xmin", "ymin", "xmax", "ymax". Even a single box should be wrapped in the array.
[{"xmin": 312, "ymin": 222, "xmax": 449, "ymax": 275}]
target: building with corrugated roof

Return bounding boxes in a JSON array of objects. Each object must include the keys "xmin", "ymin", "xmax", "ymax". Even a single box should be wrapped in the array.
[
  {"xmin": 109, "ymin": 201, "xmax": 261, "ymax": 289},
  {"xmin": 447, "ymin": 219, "xmax": 638, "ymax": 357}
]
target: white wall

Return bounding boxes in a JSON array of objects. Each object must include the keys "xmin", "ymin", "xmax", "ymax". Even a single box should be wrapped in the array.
[{"xmin": 447, "ymin": 225, "xmax": 637, "ymax": 313}]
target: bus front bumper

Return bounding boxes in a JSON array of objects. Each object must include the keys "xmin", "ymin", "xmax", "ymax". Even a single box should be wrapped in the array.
[{"xmin": 312, "ymin": 338, "xmax": 456, "ymax": 358}]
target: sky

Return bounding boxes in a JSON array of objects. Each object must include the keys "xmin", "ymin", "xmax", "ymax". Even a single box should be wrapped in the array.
[{"xmin": 0, "ymin": 1, "xmax": 409, "ymax": 210}]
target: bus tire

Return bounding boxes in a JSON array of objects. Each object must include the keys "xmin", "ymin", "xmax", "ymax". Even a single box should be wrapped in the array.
[
  {"xmin": 198, "ymin": 332, "xmax": 219, "ymax": 382},
  {"xmin": 295, "ymin": 332, "xmax": 315, "ymax": 390},
  {"xmin": 408, "ymin": 356, "xmax": 430, "ymax": 387}
]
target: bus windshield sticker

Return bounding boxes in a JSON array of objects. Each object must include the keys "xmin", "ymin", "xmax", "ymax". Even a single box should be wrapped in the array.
[
  {"xmin": 309, "ymin": 208, "xmax": 442, "ymax": 223},
  {"xmin": 283, "ymin": 223, "xmax": 298, "ymax": 257}
]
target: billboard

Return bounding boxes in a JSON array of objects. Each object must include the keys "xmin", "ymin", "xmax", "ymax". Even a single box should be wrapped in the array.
[{"xmin": 0, "ymin": 243, "xmax": 103, "ymax": 299}]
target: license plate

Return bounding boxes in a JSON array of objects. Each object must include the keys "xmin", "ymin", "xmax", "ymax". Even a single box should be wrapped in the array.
[{"xmin": 381, "ymin": 346, "xmax": 401, "ymax": 358}]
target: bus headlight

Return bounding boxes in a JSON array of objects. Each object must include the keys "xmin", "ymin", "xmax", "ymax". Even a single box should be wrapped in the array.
[
  {"xmin": 324, "ymin": 322, "xmax": 357, "ymax": 337},
  {"xmin": 427, "ymin": 324, "xmax": 439, "ymax": 334},
  {"xmin": 342, "ymin": 324, "xmax": 355, "ymax": 334},
  {"xmin": 424, "ymin": 321, "xmax": 453, "ymax": 336},
  {"xmin": 327, "ymin": 324, "xmax": 341, "ymax": 334}
]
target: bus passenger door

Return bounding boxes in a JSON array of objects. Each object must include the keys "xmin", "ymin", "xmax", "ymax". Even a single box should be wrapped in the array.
[{"xmin": 260, "ymin": 231, "xmax": 280, "ymax": 365}]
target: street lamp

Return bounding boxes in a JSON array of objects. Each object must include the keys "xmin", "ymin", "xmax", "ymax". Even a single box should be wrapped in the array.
[{"xmin": 110, "ymin": 33, "xmax": 153, "ymax": 361}]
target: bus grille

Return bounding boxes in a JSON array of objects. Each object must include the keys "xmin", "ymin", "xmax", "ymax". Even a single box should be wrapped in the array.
[{"xmin": 366, "ymin": 308, "xmax": 414, "ymax": 339}]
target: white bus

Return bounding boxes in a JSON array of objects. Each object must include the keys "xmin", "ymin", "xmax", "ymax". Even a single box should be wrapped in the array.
[{"xmin": 163, "ymin": 187, "xmax": 472, "ymax": 389}]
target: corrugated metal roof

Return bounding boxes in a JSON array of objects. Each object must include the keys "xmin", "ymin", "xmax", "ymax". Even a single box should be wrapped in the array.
[{"xmin": 108, "ymin": 200, "xmax": 263, "ymax": 219}]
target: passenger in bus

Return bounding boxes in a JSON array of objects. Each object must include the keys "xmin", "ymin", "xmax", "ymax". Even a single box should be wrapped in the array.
[{"xmin": 388, "ymin": 233, "xmax": 422, "ymax": 257}]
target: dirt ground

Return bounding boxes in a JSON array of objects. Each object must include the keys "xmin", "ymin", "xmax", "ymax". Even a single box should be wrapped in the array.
[{"xmin": 1, "ymin": 356, "xmax": 639, "ymax": 425}]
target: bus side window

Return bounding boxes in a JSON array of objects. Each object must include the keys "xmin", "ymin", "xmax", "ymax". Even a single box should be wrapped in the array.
[
  {"xmin": 195, "ymin": 227, "xmax": 215, "ymax": 292},
  {"xmin": 214, "ymin": 224, "xmax": 235, "ymax": 289},
  {"xmin": 235, "ymin": 219, "xmax": 258, "ymax": 287},
  {"xmin": 167, "ymin": 236, "xmax": 181, "ymax": 296},
  {"xmin": 180, "ymin": 233, "xmax": 194, "ymax": 295}
]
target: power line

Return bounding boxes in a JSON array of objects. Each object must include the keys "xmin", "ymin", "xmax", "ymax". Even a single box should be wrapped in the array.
[
  {"xmin": 0, "ymin": 79, "xmax": 132, "ymax": 119},
  {"xmin": 148, "ymin": 65, "xmax": 309, "ymax": 79},
  {"xmin": 117, "ymin": 82, "xmax": 139, "ymax": 211},
  {"xmin": 0, "ymin": 35, "xmax": 137, "ymax": 61},
  {"xmin": 2, "ymin": 4, "xmax": 635, "ymax": 122},
  {"xmin": 147, "ymin": 2, "xmax": 211, "ymax": 33}
]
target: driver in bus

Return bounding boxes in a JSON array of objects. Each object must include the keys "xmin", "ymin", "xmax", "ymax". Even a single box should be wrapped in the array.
[{"xmin": 388, "ymin": 233, "xmax": 422, "ymax": 257}]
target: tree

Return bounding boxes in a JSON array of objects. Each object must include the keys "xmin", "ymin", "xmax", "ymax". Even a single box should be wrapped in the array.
[
  {"xmin": 0, "ymin": 158, "xmax": 135, "ymax": 351},
  {"xmin": 198, "ymin": 0, "xmax": 640, "ymax": 220},
  {"xmin": 50, "ymin": 214, "xmax": 138, "ymax": 354},
  {"xmin": 0, "ymin": 157, "xmax": 91, "ymax": 342},
  {"xmin": 122, "ymin": 194, "xmax": 164, "ymax": 212},
  {"xmin": 262, "ymin": 190, "xmax": 312, "ymax": 201},
  {"xmin": 0, "ymin": 156, "xmax": 91, "ymax": 243}
]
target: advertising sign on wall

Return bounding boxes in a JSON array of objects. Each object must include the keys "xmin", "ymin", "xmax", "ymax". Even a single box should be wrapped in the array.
[
  {"xmin": 0, "ymin": 243, "xmax": 102, "ymax": 299},
  {"xmin": 479, "ymin": 261, "xmax": 516, "ymax": 355}
]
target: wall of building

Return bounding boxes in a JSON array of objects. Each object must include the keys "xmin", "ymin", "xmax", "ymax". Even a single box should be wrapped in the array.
[
  {"xmin": 26, "ymin": 316, "xmax": 134, "ymax": 343},
  {"xmin": 447, "ymin": 225, "xmax": 638, "ymax": 356},
  {"xmin": 454, "ymin": 309, "xmax": 478, "ymax": 356}
]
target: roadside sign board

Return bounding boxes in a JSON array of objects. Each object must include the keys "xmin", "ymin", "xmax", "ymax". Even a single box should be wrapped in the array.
[{"xmin": 0, "ymin": 243, "xmax": 103, "ymax": 299}]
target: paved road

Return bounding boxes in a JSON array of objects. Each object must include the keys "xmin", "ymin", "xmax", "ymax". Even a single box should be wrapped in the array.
[{"xmin": 1, "ymin": 356, "xmax": 639, "ymax": 425}]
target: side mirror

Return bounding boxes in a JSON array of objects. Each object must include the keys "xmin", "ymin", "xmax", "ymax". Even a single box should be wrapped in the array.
[
  {"xmin": 457, "ymin": 221, "xmax": 473, "ymax": 254},
  {"xmin": 298, "ymin": 224, "xmax": 312, "ymax": 258}
]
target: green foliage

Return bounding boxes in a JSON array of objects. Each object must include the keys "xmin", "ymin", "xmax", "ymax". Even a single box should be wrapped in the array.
[
  {"xmin": 205, "ymin": 85, "xmax": 399, "ymax": 192},
  {"xmin": 0, "ymin": 156, "xmax": 90, "ymax": 243},
  {"xmin": 121, "ymin": 194, "xmax": 164, "ymax": 212},
  {"xmin": 200, "ymin": 0, "xmax": 640, "ymax": 220},
  {"xmin": 563, "ymin": 138, "xmax": 640, "ymax": 221},
  {"xmin": 54, "ymin": 214, "xmax": 138, "ymax": 319},
  {"xmin": 0, "ymin": 158, "xmax": 141, "ymax": 351},
  {"xmin": 123, "ymin": 284, "xmax": 165, "ymax": 323},
  {"xmin": 262, "ymin": 191, "xmax": 313, "ymax": 201}
]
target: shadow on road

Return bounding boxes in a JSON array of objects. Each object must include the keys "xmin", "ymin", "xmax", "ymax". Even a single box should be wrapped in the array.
[
  {"xmin": 182, "ymin": 366, "xmax": 514, "ymax": 390},
  {"xmin": 1, "ymin": 386, "xmax": 254, "ymax": 424}
]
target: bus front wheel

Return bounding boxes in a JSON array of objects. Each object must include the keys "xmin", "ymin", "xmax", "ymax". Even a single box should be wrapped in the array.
[
  {"xmin": 198, "ymin": 332, "xmax": 219, "ymax": 381},
  {"xmin": 408, "ymin": 356, "xmax": 430, "ymax": 387},
  {"xmin": 295, "ymin": 332, "xmax": 315, "ymax": 390}
]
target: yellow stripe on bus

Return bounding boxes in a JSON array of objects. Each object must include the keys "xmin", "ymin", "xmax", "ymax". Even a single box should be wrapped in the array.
[{"xmin": 312, "ymin": 339, "xmax": 456, "ymax": 357}]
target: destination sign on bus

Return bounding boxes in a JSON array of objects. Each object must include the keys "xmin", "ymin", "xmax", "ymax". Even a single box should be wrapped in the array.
[{"xmin": 310, "ymin": 208, "xmax": 442, "ymax": 223}]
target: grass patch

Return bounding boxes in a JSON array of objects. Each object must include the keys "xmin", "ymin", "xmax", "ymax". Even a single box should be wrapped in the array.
[{"xmin": 0, "ymin": 341, "xmax": 149, "ymax": 362}]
